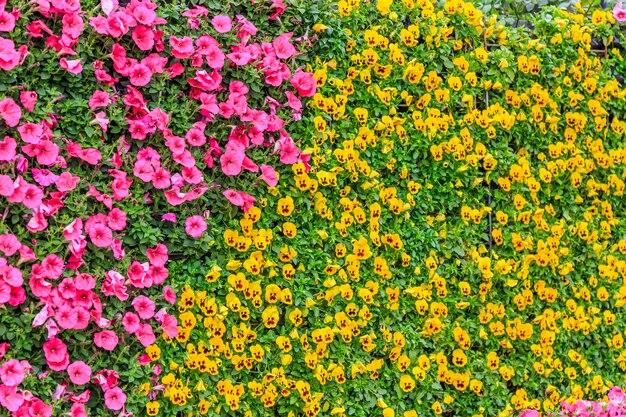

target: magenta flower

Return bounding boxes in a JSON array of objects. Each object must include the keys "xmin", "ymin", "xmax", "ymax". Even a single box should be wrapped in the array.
[
  {"xmin": 19, "ymin": 91, "xmax": 37, "ymax": 112},
  {"xmin": 67, "ymin": 361, "xmax": 91, "ymax": 385},
  {"xmin": 129, "ymin": 63, "xmax": 152, "ymax": 86},
  {"xmin": 185, "ymin": 215, "xmax": 207, "ymax": 238}
]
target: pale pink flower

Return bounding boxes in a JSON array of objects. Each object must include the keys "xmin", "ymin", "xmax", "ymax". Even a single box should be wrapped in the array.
[{"xmin": 614, "ymin": 2, "xmax": 626, "ymax": 22}]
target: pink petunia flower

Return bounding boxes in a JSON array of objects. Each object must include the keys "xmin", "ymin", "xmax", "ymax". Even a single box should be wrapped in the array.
[
  {"xmin": 185, "ymin": 215, "xmax": 207, "ymax": 238},
  {"xmin": 135, "ymin": 323, "xmax": 155, "ymax": 347},
  {"xmin": 169, "ymin": 35, "xmax": 194, "ymax": 59},
  {"xmin": 122, "ymin": 312, "xmax": 140, "ymax": 334},
  {"xmin": 0, "ymin": 359, "xmax": 25, "ymax": 387},
  {"xmin": 132, "ymin": 25, "xmax": 154, "ymax": 51},
  {"xmin": 19, "ymin": 91, "xmax": 37, "ymax": 112},
  {"xmin": 88, "ymin": 90, "xmax": 110, "ymax": 109},
  {"xmin": 290, "ymin": 70, "xmax": 316, "ymax": 97},
  {"xmin": 94, "ymin": 330, "xmax": 118, "ymax": 351},
  {"xmin": 146, "ymin": 243, "xmax": 168, "ymax": 266},
  {"xmin": 67, "ymin": 361, "xmax": 91, "ymax": 385},
  {"xmin": 260, "ymin": 164, "xmax": 279, "ymax": 186},
  {"xmin": 0, "ymin": 98, "xmax": 21, "ymax": 127},
  {"xmin": 614, "ymin": 2, "xmax": 626, "ymax": 22},
  {"xmin": 211, "ymin": 15, "xmax": 232, "ymax": 33},
  {"xmin": 129, "ymin": 63, "xmax": 152, "ymax": 87},
  {"xmin": 104, "ymin": 387, "xmax": 126, "ymax": 411},
  {"xmin": 0, "ymin": 135, "xmax": 16, "ymax": 161},
  {"xmin": 60, "ymin": 58, "xmax": 83, "ymax": 74},
  {"xmin": 87, "ymin": 223, "xmax": 113, "ymax": 247},
  {"xmin": 131, "ymin": 295, "xmax": 155, "ymax": 320}
]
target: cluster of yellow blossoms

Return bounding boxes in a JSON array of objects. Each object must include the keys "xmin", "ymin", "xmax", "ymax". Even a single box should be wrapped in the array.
[{"xmin": 150, "ymin": 0, "xmax": 626, "ymax": 416}]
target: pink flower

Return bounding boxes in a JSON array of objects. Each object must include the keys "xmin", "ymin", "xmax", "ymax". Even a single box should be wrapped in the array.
[
  {"xmin": 614, "ymin": 2, "xmax": 626, "ymax": 22},
  {"xmin": 0, "ymin": 98, "xmax": 21, "ymax": 127},
  {"xmin": 135, "ymin": 323, "xmax": 155, "ymax": 346},
  {"xmin": 71, "ymin": 403, "xmax": 88, "ymax": 417},
  {"xmin": 88, "ymin": 90, "xmax": 110, "ymax": 109},
  {"xmin": 220, "ymin": 150, "xmax": 245, "ymax": 176},
  {"xmin": 260, "ymin": 164, "xmax": 279, "ymax": 186},
  {"xmin": 0, "ymin": 233, "xmax": 20, "ymax": 256},
  {"xmin": 169, "ymin": 36, "xmax": 194, "ymax": 59},
  {"xmin": 122, "ymin": 312, "xmax": 140, "ymax": 334},
  {"xmin": 67, "ymin": 361, "xmax": 91, "ymax": 385},
  {"xmin": 129, "ymin": 63, "xmax": 152, "ymax": 87},
  {"xmin": 56, "ymin": 172, "xmax": 80, "ymax": 192},
  {"xmin": 132, "ymin": 295, "xmax": 156, "ymax": 320},
  {"xmin": 88, "ymin": 223, "xmax": 113, "ymax": 248},
  {"xmin": 185, "ymin": 215, "xmax": 207, "ymax": 238},
  {"xmin": 0, "ymin": 37, "xmax": 21, "ymax": 71},
  {"xmin": 55, "ymin": 305, "xmax": 78, "ymax": 329},
  {"xmin": 0, "ymin": 359, "xmax": 24, "ymax": 387},
  {"xmin": 211, "ymin": 15, "xmax": 232, "ymax": 33},
  {"xmin": 0, "ymin": 135, "xmax": 16, "ymax": 161},
  {"xmin": 101, "ymin": 0, "xmax": 118, "ymax": 15},
  {"xmin": 43, "ymin": 337, "xmax": 69, "ymax": 371},
  {"xmin": 223, "ymin": 189, "xmax": 244, "ymax": 206},
  {"xmin": 19, "ymin": 91, "xmax": 37, "ymax": 112},
  {"xmin": 161, "ymin": 313, "xmax": 178, "ymax": 338},
  {"xmin": 60, "ymin": 58, "xmax": 83, "ymax": 74},
  {"xmin": 290, "ymin": 70, "xmax": 316, "ymax": 97},
  {"xmin": 94, "ymin": 330, "xmax": 118, "ymax": 351},
  {"xmin": 104, "ymin": 387, "xmax": 126, "ymax": 411},
  {"xmin": 146, "ymin": 243, "xmax": 168, "ymax": 266},
  {"xmin": 0, "ymin": 384, "xmax": 24, "ymax": 411},
  {"xmin": 107, "ymin": 208, "xmax": 127, "ymax": 231},
  {"xmin": 28, "ymin": 399, "xmax": 53, "ymax": 417},
  {"xmin": 132, "ymin": 25, "xmax": 154, "ymax": 51},
  {"xmin": 163, "ymin": 286, "xmax": 176, "ymax": 304},
  {"xmin": 227, "ymin": 51, "xmax": 252, "ymax": 66},
  {"xmin": 273, "ymin": 33, "xmax": 296, "ymax": 59},
  {"xmin": 519, "ymin": 410, "xmax": 539, "ymax": 417},
  {"xmin": 0, "ymin": 11, "xmax": 16, "ymax": 33}
]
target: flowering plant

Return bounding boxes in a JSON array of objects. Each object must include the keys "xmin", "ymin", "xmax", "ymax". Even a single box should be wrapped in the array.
[{"xmin": 0, "ymin": 0, "xmax": 318, "ymax": 414}]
